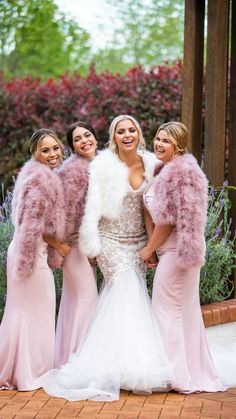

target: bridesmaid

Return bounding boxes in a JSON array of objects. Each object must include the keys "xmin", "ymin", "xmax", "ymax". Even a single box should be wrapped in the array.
[
  {"xmin": 0, "ymin": 128, "xmax": 67, "ymax": 391},
  {"xmin": 140, "ymin": 121, "xmax": 224, "ymax": 393},
  {"xmin": 53, "ymin": 121, "xmax": 98, "ymax": 368}
]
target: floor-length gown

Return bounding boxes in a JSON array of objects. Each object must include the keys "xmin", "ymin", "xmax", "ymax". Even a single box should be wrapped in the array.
[
  {"xmin": 54, "ymin": 243, "xmax": 97, "ymax": 367},
  {"xmin": 0, "ymin": 239, "xmax": 55, "ymax": 391},
  {"xmin": 207, "ymin": 334, "xmax": 236, "ymax": 388},
  {"xmin": 144, "ymin": 185, "xmax": 224, "ymax": 393},
  {"xmin": 40, "ymin": 184, "xmax": 174, "ymax": 401}
]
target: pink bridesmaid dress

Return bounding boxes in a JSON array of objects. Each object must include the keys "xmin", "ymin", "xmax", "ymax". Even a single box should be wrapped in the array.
[
  {"xmin": 0, "ymin": 239, "xmax": 55, "ymax": 391},
  {"xmin": 54, "ymin": 243, "xmax": 97, "ymax": 367},
  {"xmin": 53, "ymin": 153, "xmax": 98, "ymax": 368},
  {"xmin": 144, "ymin": 185, "xmax": 224, "ymax": 393}
]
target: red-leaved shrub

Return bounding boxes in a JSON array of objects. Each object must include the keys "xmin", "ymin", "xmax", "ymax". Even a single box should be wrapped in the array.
[{"xmin": 0, "ymin": 62, "xmax": 182, "ymax": 184}]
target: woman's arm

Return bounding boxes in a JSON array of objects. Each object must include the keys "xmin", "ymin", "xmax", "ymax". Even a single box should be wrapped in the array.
[
  {"xmin": 43, "ymin": 235, "xmax": 71, "ymax": 257},
  {"xmin": 143, "ymin": 206, "xmax": 155, "ymax": 240},
  {"xmin": 143, "ymin": 206, "xmax": 158, "ymax": 267},
  {"xmin": 139, "ymin": 224, "xmax": 173, "ymax": 263}
]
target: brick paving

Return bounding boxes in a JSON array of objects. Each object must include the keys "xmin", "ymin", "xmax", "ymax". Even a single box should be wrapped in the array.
[{"xmin": 0, "ymin": 388, "xmax": 236, "ymax": 418}]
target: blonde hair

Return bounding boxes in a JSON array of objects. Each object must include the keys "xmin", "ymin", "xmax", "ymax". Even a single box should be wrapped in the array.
[
  {"xmin": 156, "ymin": 122, "xmax": 188, "ymax": 155},
  {"xmin": 29, "ymin": 128, "xmax": 63, "ymax": 158},
  {"xmin": 109, "ymin": 115, "xmax": 146, "ymax": 153}
]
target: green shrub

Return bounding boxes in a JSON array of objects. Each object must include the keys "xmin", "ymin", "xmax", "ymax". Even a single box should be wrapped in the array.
[
  {"xmin": 0, "ymin": 184, "xmax": 13, "ymax": 320},
  {"xmin": 200, "ymin": 184, "xmax": 235, "ymax": 304}
]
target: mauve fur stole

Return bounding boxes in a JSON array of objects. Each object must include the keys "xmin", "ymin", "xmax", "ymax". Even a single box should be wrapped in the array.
[
  {"xmin": 151, "ymin": 153, "xmax": 208, "ymax": 268},
  {"xmin": 57, "ymin": 153, "xmax": 89, "ymax": 241},
  {"xmin": 11, "ymin": 158, "xmax": 65, "ymax": 277},
  {"xmin": 79, "ymin": 148, "xmax": 157, "ymax": 258}
]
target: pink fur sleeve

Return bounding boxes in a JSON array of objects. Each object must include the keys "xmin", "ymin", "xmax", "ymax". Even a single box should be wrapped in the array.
[
  {"xmin": 14, "ymin": 187, "xmax": 48, "ymax": 277},
  {"xmin": 174, "ymin": 165, "xmax": 208, "ymax": 268},
  {"xmin": 151, "ymin": 171, "xmax": 176, "ymax": 226},
  {"xmin": 151, "ymin": 155, "xmax": 208, "ymax": 268}
]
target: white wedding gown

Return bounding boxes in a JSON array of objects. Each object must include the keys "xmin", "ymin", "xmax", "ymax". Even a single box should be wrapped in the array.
[
  {"xmin": 207, "ymin": 326, "xmax": 236, "ymax": 388},
  {"xmin": 40, "ymin": 185, "xmax": 174, "ymax": 401}
]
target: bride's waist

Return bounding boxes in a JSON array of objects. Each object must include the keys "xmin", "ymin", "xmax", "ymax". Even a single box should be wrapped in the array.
[{"xmin": 99, "ymin": 230, "xmax": 146, "ymax": 243}]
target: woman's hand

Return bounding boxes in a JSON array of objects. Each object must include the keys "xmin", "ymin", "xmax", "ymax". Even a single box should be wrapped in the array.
[
  {"xmin": 88, "ymin": 257, "xmax": 97, "ymax": 267},
  {"xmin": 145, "ymin": 252, "xmax": 158, "ymax": 269},
  {"xmin": 43, "ymin": 234, "xmax": 71, "ymax": 258},
  {"xmin": 139, "ymin": 245, "xmax": 153, "ymax": 263},
  {"xmin": 56, "ymin": 242, "xmax": 71, "ymax": 258}
]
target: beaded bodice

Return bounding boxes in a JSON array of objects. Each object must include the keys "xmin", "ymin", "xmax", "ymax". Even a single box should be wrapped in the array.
[{"xmin": 97, "ymin": 184, "xmax": 147, "ymax": 283}]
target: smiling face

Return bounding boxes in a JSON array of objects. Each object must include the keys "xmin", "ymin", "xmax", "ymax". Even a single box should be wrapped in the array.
[
  {"xmin": 153, "ymin": 129, "xmax": 175, "ymax": 164},
  {"xmin": 36, "ymin": 136, "xmax": 62, "ymax": 169},
  {"xmin": 72, "ymin": 126, "xmax": 97, "ymax": 160},
  {"xmin": 114, "ymin": 119, "xmax": 139, "ymax": 154}
]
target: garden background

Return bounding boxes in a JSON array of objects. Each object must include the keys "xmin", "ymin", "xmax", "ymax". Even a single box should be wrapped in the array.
[{"xmin": 0, "ymin": 0, "xmax": 235, "ymax": 321}]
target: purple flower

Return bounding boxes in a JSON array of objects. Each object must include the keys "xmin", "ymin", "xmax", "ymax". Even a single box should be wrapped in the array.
[
  {"xmin": 212, "ymin": 227, "xmax": 222, "ymax": 240},
  {"xmin": 220, "ymin": 199, "xmax": 224, "ymax": 208}
]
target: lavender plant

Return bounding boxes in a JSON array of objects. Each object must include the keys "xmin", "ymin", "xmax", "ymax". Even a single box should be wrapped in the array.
[
  {"xmin": 0, "ymin": 183, "xmax": 14, "ymax": 319},
  {"xmin": 200, "ymin": 183, "xmax": 235, "ymax": 304}
]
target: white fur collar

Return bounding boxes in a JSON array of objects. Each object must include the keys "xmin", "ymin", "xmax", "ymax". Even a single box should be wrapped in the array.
[
  {"xmin": 79, "ymin": 148, "xmax": 157, "ymax": 257},
  {"xmin": 89, "ymin": 148, "xmax": 157, "ymax": 182}
]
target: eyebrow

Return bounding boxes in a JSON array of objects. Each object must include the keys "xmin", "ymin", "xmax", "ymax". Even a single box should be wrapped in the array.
[
  {"xmin": 40, "ymin": 145, "xmax": 59, "ymax": 150},
  {"xmin": 73, "ymin": 131, "xmax": 90, "ymax": 138},
  {"xmin": 117, "ymin": 126, "xmax": 136, "ymax": 130}
]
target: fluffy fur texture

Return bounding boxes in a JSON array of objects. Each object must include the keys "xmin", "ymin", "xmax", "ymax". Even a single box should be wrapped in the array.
[
  {"xmin": 79, "ymin": 148, "xmax": 158, "ymax": 257},
  {"xmin": 11, "ymin": 159, "xmax": 65, "ymax": 276},
  {"xmin": 58, "ymin": 154, "xmax": 89, "ymax": 241},
  {"xmin": 151, "ymin": 153, "xmax": 208, "ymax": 268}
]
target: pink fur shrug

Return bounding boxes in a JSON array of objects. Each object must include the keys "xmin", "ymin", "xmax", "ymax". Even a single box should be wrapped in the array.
[
  {"xmin": 150, "ymin": 153, "xmax": 208, "ymax": 268},
  {"xmin": 11, "ymin": 159, "xmax": 65, "ymax": 277},
  {"xmin": 57, "ymin": 153, "xmax": 89, "ymax": 242}
]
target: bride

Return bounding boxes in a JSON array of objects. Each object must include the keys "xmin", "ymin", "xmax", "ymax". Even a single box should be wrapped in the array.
[{"xmin": 40, "ymin": 115, "xmax": 175, "ymax": 401}]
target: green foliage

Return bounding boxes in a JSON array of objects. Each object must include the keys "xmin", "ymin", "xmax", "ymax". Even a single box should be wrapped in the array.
[
  {"xmin": 0, "ymin": 0, "xmax": 184, "ymax": 77},
  {"xmin": 53, "ymin": 268, "xmax": 63, "ymax": 315},
  {"xmin": 200, "ymin": 185, "xmax": 235, "ymax": 304},
  {"xmin": 94, "ymin": 0, "xmax": 184, "ymax": 73},
  {"xmin": 0, "ymin": 0, "xmax": 92, "ymax": 79},
  {"xmin": 0, "ymin": 183, "xmax": 13, "ymax": 320}
]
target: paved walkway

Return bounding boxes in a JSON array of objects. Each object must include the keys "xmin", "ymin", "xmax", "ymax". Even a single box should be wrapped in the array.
[{"xmin": 0, "ymin": 388, "xmax": 236, "ymax": 418}]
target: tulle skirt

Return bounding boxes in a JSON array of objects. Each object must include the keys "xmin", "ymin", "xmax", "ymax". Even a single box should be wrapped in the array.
[
  {"xmin": 40, "ymin": 268, "xmax": 174, "ymax": 401},
  {"xmin": 207, "ymin": 323, "xmax": 236, "ymax": 388}
]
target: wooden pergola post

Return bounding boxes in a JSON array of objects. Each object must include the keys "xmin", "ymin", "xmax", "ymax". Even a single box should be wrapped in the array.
[
  {"xmin": 182, "ymin": 0, "xmax": 205, "ymax": 163},
  {"xmin": 204, "ymin": 0, "xmax": 229, "ymax": 186},
  {"xmin": 228, "ymin": 0, "xmax": 236, "ymax": 289}
]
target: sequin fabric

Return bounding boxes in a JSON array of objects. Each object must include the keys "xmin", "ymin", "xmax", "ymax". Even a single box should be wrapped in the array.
[{"xmin": 97, "ymin": 185, "xmax": 147, "ymax": 284}]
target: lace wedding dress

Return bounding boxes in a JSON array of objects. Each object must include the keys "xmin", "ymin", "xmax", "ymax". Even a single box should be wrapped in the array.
[{"xmin": 40, "ymin": 184, "xmax": 174, "ymax": 401}]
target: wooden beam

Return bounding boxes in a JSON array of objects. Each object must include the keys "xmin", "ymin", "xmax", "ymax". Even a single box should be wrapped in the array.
[
  {"xmin": 204, "ymin": 0, "xmax": 229, "ymax": 186},
  {"xmin": 182, "ymin": 0, "xmax": 205, "ymax": 163},
  {"xmin": 228, "ymin": 0, "xmax": 236, "ymax": 295}
]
